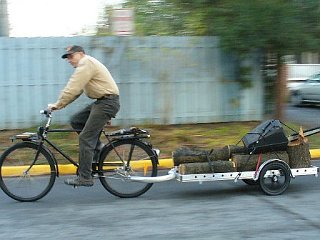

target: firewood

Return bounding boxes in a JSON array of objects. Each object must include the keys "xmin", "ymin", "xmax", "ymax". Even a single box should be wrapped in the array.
[
  {"xmin": 232, "ymin": 151, "xmax": 289, "ymax": 172},
  {"xmin": 179, "ymin": 161, "xmax": 236, "ymax": 175},
  {"xmin": 172, "ymin": 145, "xmax": 246, "ymax": 166},
  {"xmin": 287, "ymin": 126, "xmax": 311, "ymax": 168}
]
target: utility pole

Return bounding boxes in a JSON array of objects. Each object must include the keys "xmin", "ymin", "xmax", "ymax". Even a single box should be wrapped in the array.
[{"xmin": 0, "ymin": 0, "xmax": 9, "ymax": 36}]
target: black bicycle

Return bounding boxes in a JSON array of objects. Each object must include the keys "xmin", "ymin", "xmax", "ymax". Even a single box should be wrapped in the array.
[{"xmin": 0, "ymin": 110, "xmax": 159, "ymax": 202}]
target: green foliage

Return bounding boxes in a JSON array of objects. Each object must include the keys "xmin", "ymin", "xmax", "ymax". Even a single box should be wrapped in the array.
[
  {"xmin": 211, "ymin": 0, "xmax": 320, "ymax": 55},
  {"xmin": 118, "ymin": 0, "xmax": 320, "ymax": 55},
  {"xmin": 124, "ymin": 0, "xmax": 187, "ymax": 35},
  {"xmin": 96, "ymin": 5, "xmax": 114, "ymax": 36}
]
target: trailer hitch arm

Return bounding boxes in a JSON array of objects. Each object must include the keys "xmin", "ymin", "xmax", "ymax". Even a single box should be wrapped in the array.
[{"xmin": 288, "ymin": 126, "xmax": 320, "ymax": 142}]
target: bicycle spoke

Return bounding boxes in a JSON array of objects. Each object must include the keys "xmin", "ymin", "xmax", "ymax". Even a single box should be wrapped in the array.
[{"xmin": 99, "ymin": 139, "xmax": 157, "ymax": 198}]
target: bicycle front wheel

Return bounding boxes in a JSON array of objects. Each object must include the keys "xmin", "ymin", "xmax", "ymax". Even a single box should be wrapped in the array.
[
  {"xmin": 0, "ymin": 141, "xmax": 56, "ymax": 202},
  {"xmin": 99, "ymin": 139, "xmax": 157, "ymax": 198}
]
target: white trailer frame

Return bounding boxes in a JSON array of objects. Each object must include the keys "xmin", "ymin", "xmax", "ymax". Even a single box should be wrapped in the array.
[{"xmin": 129, "ymin": 159, "xmax": 319, "ymax": 196}]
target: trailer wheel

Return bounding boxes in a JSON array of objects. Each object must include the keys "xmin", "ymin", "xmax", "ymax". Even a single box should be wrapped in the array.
[{"xmin": 259, "ymin": 161, "xmax": 291, "ymax": 196}]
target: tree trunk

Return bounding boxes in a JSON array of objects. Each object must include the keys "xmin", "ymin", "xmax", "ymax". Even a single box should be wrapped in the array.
[
  {"xmin": 275, "ymin": 60, "xmax": 287, "ymax": 120},
  {"xmin": 172, "ymin": 145, "xmax": 246, "ymax": 166},
  {"xmin": 179, "ymin": 161, "xmax": 236, "ymax": 175},
  {"xmin": 232, "ymin": 151, "xmax": 289, "ymax": 172}
]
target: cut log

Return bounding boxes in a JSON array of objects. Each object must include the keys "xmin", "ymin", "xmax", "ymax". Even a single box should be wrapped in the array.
[
  {"xmin": 172, "ymin": 145, "xmax": 246, "ymax": 166},
  {"xmin": 287, "ymin": 143, "xmax": 311, "ymax": 168},
  {"xmin": 232, "ymin": 151, "xmax": 289, "ymax": 172},
  {"xmin": 172, "ymin": 147, "xmax": 210, "ymax": 166},
  {"xmin": 287, "ymin": 127, "xmax": 311, "ymax": 168},
  {"xmin": 179, "ymin": 161, "xmax": 236, "ymax": 175}
]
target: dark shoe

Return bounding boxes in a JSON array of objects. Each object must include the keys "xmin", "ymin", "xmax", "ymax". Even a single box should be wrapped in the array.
[{"xmin": 64, "ymin": 177, "xmax": 94, "ymax": 187}]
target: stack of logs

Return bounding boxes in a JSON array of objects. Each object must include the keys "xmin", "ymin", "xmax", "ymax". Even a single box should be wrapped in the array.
[{"xmin": 174, "ymin": 128, "xmax": 311, "ymax": 175}]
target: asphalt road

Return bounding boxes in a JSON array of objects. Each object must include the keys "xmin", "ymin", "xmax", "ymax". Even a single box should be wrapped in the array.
[
  {"xmin": 284, "ymin": 104, "xmax": 320, "ymax": 127},
  {"xmin": 1, "ymin": 162, "xmax": 320, "ymax": 240},
  {"xmin": 1, "ymin": 105, "xmax": 320, "ymax": 240}
]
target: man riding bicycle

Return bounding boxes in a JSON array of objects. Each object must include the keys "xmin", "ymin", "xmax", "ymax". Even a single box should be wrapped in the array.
[{"xmin": 48, "ymin": 45, "xmax": 120, "ymax": 187}]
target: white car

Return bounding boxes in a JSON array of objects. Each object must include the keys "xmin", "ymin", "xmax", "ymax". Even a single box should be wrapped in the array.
[{"xmin": 290, "ymin": 73, "xmax": 320, "ymax": 106}]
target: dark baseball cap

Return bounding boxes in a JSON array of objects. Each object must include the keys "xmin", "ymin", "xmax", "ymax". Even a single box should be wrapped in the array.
[{"xmin": 61, "ymin": 45, "xmax": 85, "ymax": 59}]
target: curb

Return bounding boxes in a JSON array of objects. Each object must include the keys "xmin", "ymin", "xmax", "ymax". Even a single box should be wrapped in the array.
[
  {"xmin": 2, "ymin": 151, "xmax": 320, "ymax": 176},
  {"xmin": 310, "ymin": 149, "xmax": 320, "ymax": 159}
]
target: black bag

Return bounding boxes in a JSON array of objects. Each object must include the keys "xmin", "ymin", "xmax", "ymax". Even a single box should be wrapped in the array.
[{"xmin": 242, "ymin": 120, "xmax": 288, "ymax": 153}]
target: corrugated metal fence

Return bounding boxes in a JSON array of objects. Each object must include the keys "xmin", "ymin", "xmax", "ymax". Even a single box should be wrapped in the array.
[{"xmin": 0, "ymin": 36, "xmax": 263, "ymax": 129}]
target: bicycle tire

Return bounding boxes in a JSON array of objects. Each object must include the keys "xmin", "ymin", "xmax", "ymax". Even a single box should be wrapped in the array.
[
  {"xmin": 0, "ymin": 141, "xmax": 56, "ymax": 202},
  {"xmin": 98, "ymin": 139, "xmax": 157, "ymax": 198}
]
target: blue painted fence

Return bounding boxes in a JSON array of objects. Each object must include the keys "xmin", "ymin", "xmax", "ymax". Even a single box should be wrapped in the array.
[{"xmin": 0, "ymin": 36, "xmax": 263, "ymax": 129}]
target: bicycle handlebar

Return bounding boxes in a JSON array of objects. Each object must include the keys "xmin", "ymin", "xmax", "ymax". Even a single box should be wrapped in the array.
[
  {"xmin": 40, "ymin": 109, "xmax": 52, "ymax": 117},
  {"xmin": 40, "ymin": 109, "xmax": 51, "ymax": 115}
]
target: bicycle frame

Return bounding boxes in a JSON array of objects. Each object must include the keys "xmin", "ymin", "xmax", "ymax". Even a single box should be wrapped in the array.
[
  {"xmin": 44, "ymin": 130, "xmax": 80, "ymax": 166},
  {"xmin": 17, "ymin": 110, "xmax": 156, "ymax": 177}
]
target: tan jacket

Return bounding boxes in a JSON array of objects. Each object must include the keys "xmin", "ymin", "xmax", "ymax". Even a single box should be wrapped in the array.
[{"xmin": 54, "ymin": 55, "xmax": 119, "ymax": 109}]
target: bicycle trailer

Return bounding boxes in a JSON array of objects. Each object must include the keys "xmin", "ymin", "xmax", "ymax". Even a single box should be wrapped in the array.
[{"xmin": 129, "ymin": 120, "xmax": 319, "ymax": 196}]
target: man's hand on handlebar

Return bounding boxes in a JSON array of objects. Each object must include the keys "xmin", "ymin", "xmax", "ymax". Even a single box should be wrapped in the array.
[{"xmin": 47, "ymin": 103, "xmax": 58, "ymax": 111}]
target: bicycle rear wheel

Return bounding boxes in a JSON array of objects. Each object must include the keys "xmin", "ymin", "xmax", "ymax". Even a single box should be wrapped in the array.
[
  {"xmin": 0, "ymin": 141, "xmax": 56, "ymax": 202},
  {"xmin": 98, "ymin": 139, "xmax": 157, "ymax": 198}
]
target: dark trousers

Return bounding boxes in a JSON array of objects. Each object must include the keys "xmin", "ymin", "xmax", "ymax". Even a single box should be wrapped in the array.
[{"xmin": 70, "ymin": 95, "xmax": 120, "ymax": 179}]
